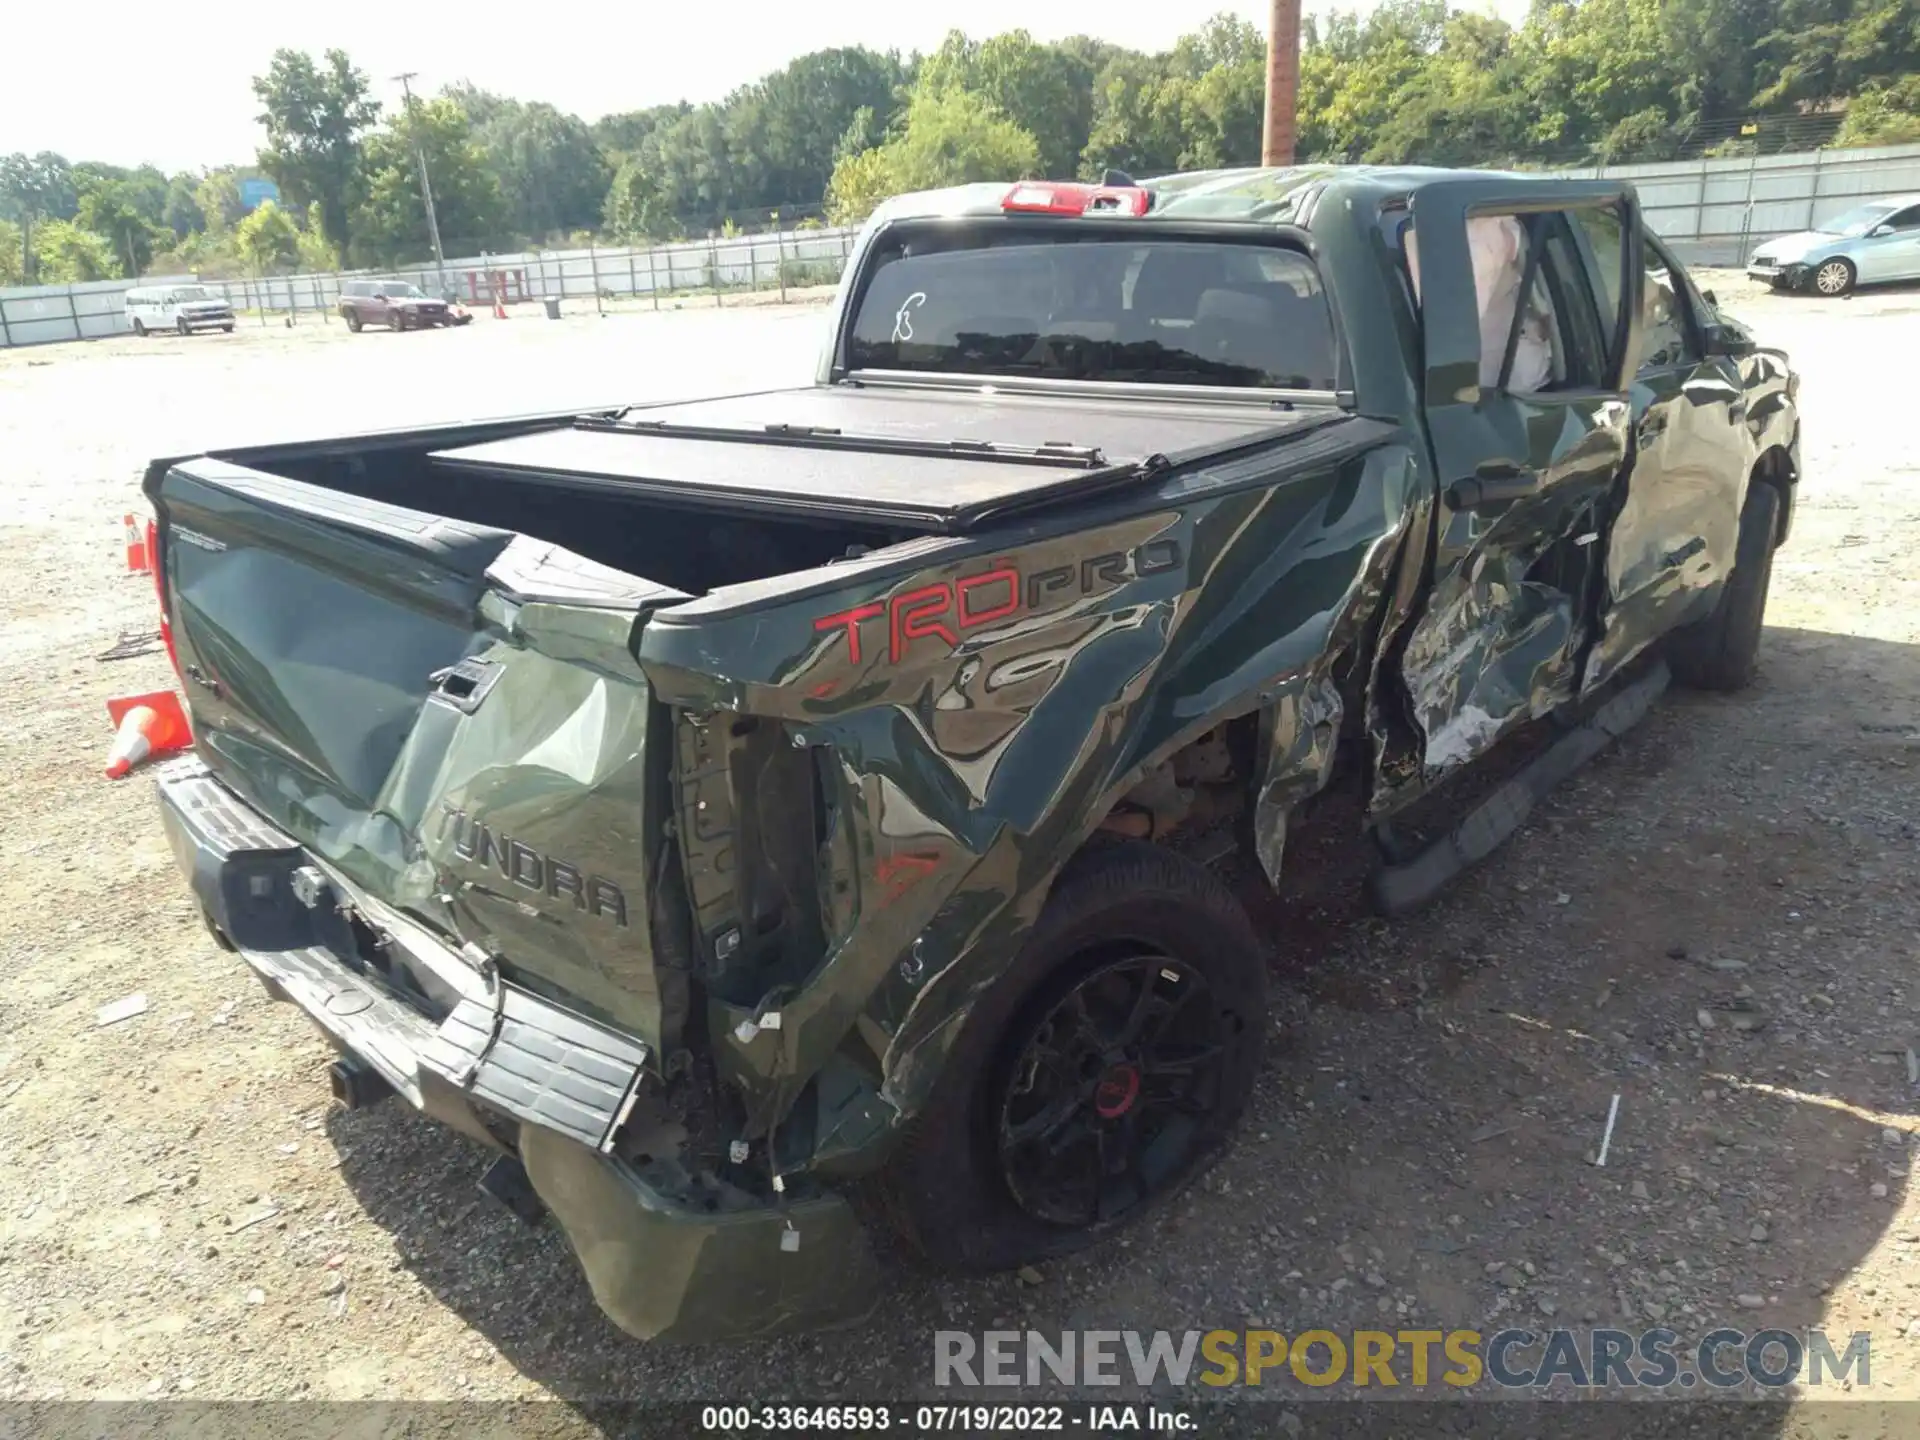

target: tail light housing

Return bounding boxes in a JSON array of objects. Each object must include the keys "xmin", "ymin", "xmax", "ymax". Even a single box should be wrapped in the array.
[
  {"xmin": 1001, "ymin": 181, "xmax": 1150, "ymax": 217},
  {"xmin": 146, "ymin": 517, "xmax": 183, "ymax": 681}
]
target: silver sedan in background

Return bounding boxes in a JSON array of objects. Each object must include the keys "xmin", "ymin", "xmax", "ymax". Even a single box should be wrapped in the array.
[{"xmin": 1748, "ymin": 195, "xmax": 1920, "ymax": 296}]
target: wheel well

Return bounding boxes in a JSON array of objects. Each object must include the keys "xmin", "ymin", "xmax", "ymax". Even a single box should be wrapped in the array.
[{"xmin": 1093, "ymin": 715, "xmax": 1261, "ymax": 848}]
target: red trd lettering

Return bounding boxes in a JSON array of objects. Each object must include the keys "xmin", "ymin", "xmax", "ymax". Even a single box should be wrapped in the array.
[
  {"xmin": 813, "ymin": 602, "xmax": 885, "ymax": 663},
  {"xmin": 814, "ymin": 563, "xmax": 1029, "ymax": 669},
  {"xmin": 957, "ymin": 564, "xmax": 1020, "ymax": 627},
  {"xmin": 890, "ymin": 583, "xmax": 959, "ymax": 664}
]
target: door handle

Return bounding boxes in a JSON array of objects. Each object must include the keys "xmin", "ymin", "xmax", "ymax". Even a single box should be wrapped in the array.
[{"xmin": 1447, "ymin": 462, "xmax": 1539, "ymax": 511}]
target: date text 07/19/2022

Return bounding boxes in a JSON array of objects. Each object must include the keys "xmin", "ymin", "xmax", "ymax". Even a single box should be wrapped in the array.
[{"xmin": 698, "ymin": 1403, "xmax": 1194, "ymax": 1433}]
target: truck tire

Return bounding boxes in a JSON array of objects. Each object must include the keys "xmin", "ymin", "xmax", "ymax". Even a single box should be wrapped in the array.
[
  {"xmin": 880, "ymin": 841, "xmax": 1267, "ymax": 1272},
  {"xmin": 345, "ymin": 311, "xmax": 362, "ymax": 333},
  {"xmin": 1669, "ymin": 480, "xmax": 1780, "ymax": 692},
  {"xmin": 131, "ymin": 319, "xmax": 146, "ymax": 337}
]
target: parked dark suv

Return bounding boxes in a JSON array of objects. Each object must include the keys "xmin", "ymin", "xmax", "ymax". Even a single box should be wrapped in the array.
[{"xmin": 337, "ymin": 280, "xmax": 467, "ymax": 331}]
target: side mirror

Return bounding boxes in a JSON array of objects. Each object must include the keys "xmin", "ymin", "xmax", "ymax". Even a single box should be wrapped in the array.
[
  {"xmin": 1701, "ymin": 288, "xmax": 1718, "ymax": 308},
  {"xmin": 1871, "ymin": 224, "xmax": 1895, "ymax": 238},
  {"xmin": 1702, "ymin": 321, "xmax": 1753, "ymax": 358}
]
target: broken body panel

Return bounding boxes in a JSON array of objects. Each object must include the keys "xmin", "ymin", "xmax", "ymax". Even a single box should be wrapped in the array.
[{"xmin": 140, "ymin": 165, "xmax": 1797, "ymax": 1342}]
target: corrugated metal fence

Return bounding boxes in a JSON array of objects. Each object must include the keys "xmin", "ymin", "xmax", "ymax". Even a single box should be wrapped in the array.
[
  {"xmin": 0, "ymin": 273, "xmax": 200, "ymax": 348},
  {"xmin": 1580, "ymin": 140, "xmax": 1920, "ymax": 265},
  {"xmin": 7, "ymin": 139, "xmax": 1920, "ymax": 348},
  {"xmin": 0, "ymin": 226, "xmax": 859, "ymax": 349}
]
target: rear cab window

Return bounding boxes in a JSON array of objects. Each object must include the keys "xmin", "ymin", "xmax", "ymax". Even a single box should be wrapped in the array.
[{"xmin": 843, "ymin": 226, "xmax": 1342, "ymax": 394}]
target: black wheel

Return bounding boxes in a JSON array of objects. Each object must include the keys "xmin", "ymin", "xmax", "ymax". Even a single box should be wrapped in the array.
[
  {"xmin": 345, "ymin": 311, "xmax": 362, "ymax": 333},
  {"xmin": 131, "ymin": 319, "xmax": 146, "ymax": 337},
  {"xmin": 221, "ymin": 323, "xmax": 234, "ymax": 333},
  {"xmin": 880, "ymin": 841, "xmax": 1266, "ymax": 1271},
  {"xmin": 1813, "ymin": 257, "xmax": 1855, "ymax": 297},
  {"xmin": 1669, "ymin": 481, "xmax": 1780, "ymax": 692},
  {"xmin": 176, "ymin": 315, "xmax": 191, "ymax": 336}
]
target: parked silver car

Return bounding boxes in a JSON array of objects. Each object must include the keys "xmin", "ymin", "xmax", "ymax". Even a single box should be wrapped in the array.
[{"xmin": 1748, "ymin": 194, "xmax": 1920, "ymax": 296}]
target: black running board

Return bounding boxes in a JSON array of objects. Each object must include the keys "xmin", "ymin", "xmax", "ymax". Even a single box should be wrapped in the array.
[{"xmin": 1369, "ymin": 660, "xmax": 1671, "ymax": 916}]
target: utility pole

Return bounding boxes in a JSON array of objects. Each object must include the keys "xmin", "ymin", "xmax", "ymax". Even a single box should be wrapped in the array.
[
  {"xmin": 393, "ymin": 72, "xmax": 447, "ymax": 294},
  {"xmin": 1262, "ymin": 0, "xmax": 1302, "ymax": 167}
]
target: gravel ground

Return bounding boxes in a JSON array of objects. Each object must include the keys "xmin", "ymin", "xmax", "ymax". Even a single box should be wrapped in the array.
[{"xmin": 3, "ymin": 273, "xmax": 1920, "ymax": 1430}]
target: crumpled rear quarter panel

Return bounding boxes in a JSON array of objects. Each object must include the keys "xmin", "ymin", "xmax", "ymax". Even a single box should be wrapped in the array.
[{"xmin": 640, "ymin": 424, "xmax": 1422, "ymax": 1130}]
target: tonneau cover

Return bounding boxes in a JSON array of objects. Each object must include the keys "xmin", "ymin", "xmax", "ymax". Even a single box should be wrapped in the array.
[{"xmin": 429, "ymin": 384, "xmax": 1339, "ymax": 532}]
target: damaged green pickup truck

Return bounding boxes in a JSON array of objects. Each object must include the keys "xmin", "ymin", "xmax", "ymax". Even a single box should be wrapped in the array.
[{"xmin": 143, "ymin": 166, "xmax": 1799, "ymax": 1343}]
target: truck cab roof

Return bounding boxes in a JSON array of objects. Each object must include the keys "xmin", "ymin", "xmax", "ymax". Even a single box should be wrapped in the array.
[{"xmin": 867, "ymin": 164, "xmax": 1544, "ymax": 230}]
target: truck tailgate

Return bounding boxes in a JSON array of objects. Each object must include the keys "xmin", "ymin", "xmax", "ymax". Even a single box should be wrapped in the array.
[{"xmin": 153, "ymin": 457, "xmax": 689, "ymax": 1047}]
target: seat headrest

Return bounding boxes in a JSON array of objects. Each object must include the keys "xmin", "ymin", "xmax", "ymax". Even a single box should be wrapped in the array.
[{"xmin": 1195, "ymin": 288, "xmax": 1281, "ymax": 328}]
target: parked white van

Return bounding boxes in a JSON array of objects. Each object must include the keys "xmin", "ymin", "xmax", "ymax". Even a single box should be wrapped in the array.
[{"xmin": 125, "ymin": 285, "xmax": 236, "ymax": 337}]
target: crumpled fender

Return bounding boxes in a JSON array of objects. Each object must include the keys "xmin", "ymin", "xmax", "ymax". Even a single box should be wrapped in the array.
[
  {"xmin": 868, "ymin": 441, "xmax": 1425, "ymax": 1123},
  {"xmin": 642, "ymin": 427, "xmax": 1423, "ymax": 1153}
]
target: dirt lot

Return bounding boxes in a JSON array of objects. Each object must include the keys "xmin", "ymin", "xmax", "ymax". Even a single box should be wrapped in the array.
[{"xmin": 4, "ymin": 274, "xmax": 1920, "ymax": 1427}]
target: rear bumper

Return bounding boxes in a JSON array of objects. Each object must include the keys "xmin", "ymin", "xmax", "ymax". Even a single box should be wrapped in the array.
[{"xmin": 153, "ymin": 756, "xmax": 880, "ymax": 1342}]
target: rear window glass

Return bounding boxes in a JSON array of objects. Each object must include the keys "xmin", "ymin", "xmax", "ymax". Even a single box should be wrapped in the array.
[
  {"xmin": 380, "ymin": 283, "xmax": 423, "ymax": 297},
  {"xmin": 845, "ymin": 231, "xmax": 1338, "ymax": 392}
]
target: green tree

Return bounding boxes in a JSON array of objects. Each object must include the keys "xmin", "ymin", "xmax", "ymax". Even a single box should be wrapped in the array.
[
  {"xmin": 450, "ymin": 86, "xmax": 611, "ymax": 239},
  {"xmin": 0, "ymin": 152, "xmax": 79, "ymax": 283},
  {"xmin": 1511, "ymin": 0, "xmax": 1685, "ymax": 157},
  {"xmin": 916, "ymin": 30, "xmax": 1094, "ymax": 178},
  {"xmin": 1082, "ymin": 51, "xmax": 1190, "ymax": 179},
  {"xmin": 1834, "ymin": 74, "xmax": 1920, "ymax": 144},
  {"xmin": 163, "ymin": 172, "xmax": 205, "ymax": 238},
  {"xmin": 604, "ymin": 155, "xmax": 683, "ymax": 241},
  {"xmin": 296, "ymin": 201, "xmax": 339, "ymax": 271},
  {"xmin": 1162, "ymin": 15, "xmax": 1267, "ymax": 169},
  {"xmin": 195, "ymin": 170, "xmax": 249, "ymax": 232},
  {"xmin": 603, "ymin": 106, "xmax": 744, "ymax": 238},
  {"xmin": 33, "ymin": 219, "xmax": 119, "ymax": 282},
  {"xmin": 76, "ymin": 183, "xmax": 163, "ymax": 275},
  {"xmin": 73, "ymin": 163, "xmax": 169, "ymax": 225},
  {"xmin": 1756, "ymin": 0, "xmax": 1920, "ymax": 110},
  {"xmin": 234, "ymin": 199, "xmax": 302, "ymax": 272},
  {"xmin": 1341, "ymin": 11, "xmax": 1532, "ymax": 165},
  {"xmin": 592, "ymin": 103, "xmax": 692, "ymax": 160},
  {"xmin": 724, "ymin": 48, "xmax": 910, "ymax": 211},
  {"xmin": 825, "ymin": 147, "xmax": 898, "ymax": 225},
  {"xmin": 252, "ymin": 48, "xmax": 381, "ymax": 255},
  {"xmin": 352, "ymin": 96, "xmax": 503, "ymax": 263},
  {"xmin": 1659, "ymin": 0, "xmax": 1779, "ymax": 124},
  {"xmin": 826, "ymin": 86, "xmax": 1041, "ymax": 224},
  {"xmin": 0, "ymin": 219, "xmax": 22, "ymax": 286}
]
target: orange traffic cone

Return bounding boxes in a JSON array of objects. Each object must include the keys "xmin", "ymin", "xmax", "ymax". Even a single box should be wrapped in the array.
[
  {"xmin": 492, "ymin": 289, "xmax": 507, "ymax": 320},
  {"xmin": 104, "ymin": 690, "xmax": 192, "ymax": 779},
  {"xmin": 123, "ymin": 514, "xmax": 150, "ymax": 576}
]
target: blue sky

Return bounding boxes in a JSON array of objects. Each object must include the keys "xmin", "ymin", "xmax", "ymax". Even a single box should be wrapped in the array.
[{"xmin": 7, "ymin": 0, "xmax": 1529, "ymax": 172}]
